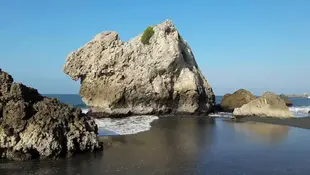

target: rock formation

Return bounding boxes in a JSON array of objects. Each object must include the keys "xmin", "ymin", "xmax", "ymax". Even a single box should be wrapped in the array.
[
  {"xmin": 233, "ymin": 92, "xmax": 294, "ymax": 118},
  {"xmin": 63, "ymin": 20, "xmax": 215, "ymax": 117},
  {"xmin": 220, "ymin": 89, "xmax": 256, "ymax": 112},
  {"xmin": 0, "ymin": 69, "xmax": 102, "ymax": 160},
  {"xmin": 279, "ymin": 94, "xmax": 293, "ymax": 107}
]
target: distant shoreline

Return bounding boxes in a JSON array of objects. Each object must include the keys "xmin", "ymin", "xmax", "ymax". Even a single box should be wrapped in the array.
[
  {"xmin": 237, "ymin": 116, "xmax": 310, "ymax": 130},
  {"xmin": 280, "ymin": 94, "xmax": 309, "ymax": 98}
]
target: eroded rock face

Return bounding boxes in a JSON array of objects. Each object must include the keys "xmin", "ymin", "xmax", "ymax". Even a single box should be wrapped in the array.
[
  {"xmin": 220, "ymin": 89, "xmax": 256, "ymax": 112},
  {"xmin": 63, "ymin": 20, "xmax": 215, "ymax": 117},
  {"xmin": 233, "ymin": 92, "xmax": 294, "ymax": 118},
  {"xmin": 0, "ymin": 69, "xmax": 102, "ymax": 160}
]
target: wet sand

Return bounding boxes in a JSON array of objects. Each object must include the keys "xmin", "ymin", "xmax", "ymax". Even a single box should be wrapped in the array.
[
  {"xmin": 161, "ymin": 114, "xmax": 310, "ymax": 130},
  {"xmin": 238, "ymin": 116, "xmax": 310, "ymax": 129},
  {"xmin": 2, "ymin": 118, "xmax": 310, "ymax": 175}
]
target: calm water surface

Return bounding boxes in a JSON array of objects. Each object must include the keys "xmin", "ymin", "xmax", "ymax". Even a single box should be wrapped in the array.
[{"xmin": 1, "ymin": 117, "xmax": 310, "ymax": 175}]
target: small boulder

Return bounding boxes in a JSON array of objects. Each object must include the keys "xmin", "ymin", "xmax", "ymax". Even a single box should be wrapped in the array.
[
  {"xmin": 220, "ymin": 89, "xmax": 256, "ymax": 112},
  {"xmin": 233, "ymin": 91, "xmax": 294, "ymax": 118}
]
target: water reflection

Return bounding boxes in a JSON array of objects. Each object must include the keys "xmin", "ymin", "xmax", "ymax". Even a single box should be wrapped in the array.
[
  {"xmin": 100, "ymin": 117, "xmax": 217, "ymax": 174},
  {"xmin": 1, "ymin": 118, "xmax": 310, "ymax": 175},
  {"xmin": 230, "ymin": 121, "xmax": 289, "ymax": 144}
]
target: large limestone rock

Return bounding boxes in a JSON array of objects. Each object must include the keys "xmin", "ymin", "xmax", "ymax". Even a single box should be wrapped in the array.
[
  {"xmin": 0, "ymin": 69, "xmax": 102, "ymax": 160},
  {"xmin": 220, "ymin": 89, "xmax": 256, "ymax": 112},
  {"xmin": 233, "ymin": 92, "xmax": 294, "ymax": 118},
  {"xmin": 63, "ymin": 20, "xmax": 215, "ymax": 117}
]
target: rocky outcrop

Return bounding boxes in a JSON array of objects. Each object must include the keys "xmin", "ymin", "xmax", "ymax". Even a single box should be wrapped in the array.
[
  {"xmin": 63, "ymin": 20, "xmax": 215, "ymax": 117},
  {"xmin": 0, "ymin": 69, "xmax": 102, "ymax": 160},
  {"xmin": 233, "ymin": 92, "xmax": 294, "ymax": 118},
  {"xmin": 279, "ymin": 94, "xmax": 293, "ymax": 107},
  {"xmin": 220, "ymin": 89, "xmax": 256, "ymax": 112}
]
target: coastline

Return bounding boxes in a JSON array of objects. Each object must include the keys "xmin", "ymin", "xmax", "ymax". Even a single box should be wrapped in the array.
[
  {"xmin": 236, "ymin": 116, "xmax": 310, "ymax": 130},
  {"xmin": 158, "ymin": 114, "xmax": 310, "ymax": 130}
]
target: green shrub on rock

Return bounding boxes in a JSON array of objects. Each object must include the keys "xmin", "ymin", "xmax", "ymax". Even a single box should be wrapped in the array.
[{"xmin": 141, "ymin": 26, "xmax": 154, "ymax": 45}]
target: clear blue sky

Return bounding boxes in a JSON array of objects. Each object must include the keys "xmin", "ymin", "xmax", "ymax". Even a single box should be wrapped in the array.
[{"xmin": 1, "ymin": 0, "xmax": 309, "ymax": 95}]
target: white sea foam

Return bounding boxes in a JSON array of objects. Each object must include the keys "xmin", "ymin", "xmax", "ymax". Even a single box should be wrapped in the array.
[
  {"xmin": 81, "ymin": 108, "xmax": 158, "ymax": 135},
  {"xmin": 209, "ymin": 112, "xmax": 232, "ymax": 118},
  {"xmin": 94, "ymin": 115, "xmax": 159, "ymax": 135},
  {"xmin": 81, "ymin": 108, "xmax": 90, "ymax": 114},
  {"xmin": 289, "ymin": 106, "xmax": 310, "ymax": 117}
]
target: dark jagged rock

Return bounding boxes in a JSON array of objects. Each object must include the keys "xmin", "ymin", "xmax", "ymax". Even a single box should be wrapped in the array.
[
  {"xmin": 0, "ymin": 69, "xmax": 102, "ymax": 161},
  {"xmin": 213, "ymin": 104, "xmax": 223, "ymax": 113},
  {"xmin": 0, "ymin": 68, "xmax": 13, "ymax": 96}
]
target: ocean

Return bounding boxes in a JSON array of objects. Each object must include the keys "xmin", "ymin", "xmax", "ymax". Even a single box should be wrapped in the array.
[
  {"xmin": 1, "ymin": 94, "xmax": 310, "ymax": 174},
  {"xmin": 47, "ymin": 94, "xmax": 310, "ymax": 119},
  {"xmin": 46, "ymin": 94, "xmax": 310, "ymax": 135}
]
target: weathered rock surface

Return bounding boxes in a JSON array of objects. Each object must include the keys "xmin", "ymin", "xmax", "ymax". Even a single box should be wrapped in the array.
[
  {"xmin": 233, "ymin": 92, "xmax": 294, "ymax": 118},
  {"xmin": 220, "ymin": 89, "xmax": 256, "ymax": 112},
  {"xmin": 63, "ymin": 20, "xmax": 215, "ymax": 117},
  {"xmin": 0, "ymin": 69, "xmax": 102, "ymax": 160}
]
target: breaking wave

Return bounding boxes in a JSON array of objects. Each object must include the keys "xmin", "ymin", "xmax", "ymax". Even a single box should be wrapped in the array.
[
  {"xmin": 289, "ymin": 106, "xmax": 310, "ymax": 117},
  {"xmin": 94, "ymin": 116, "xmax": 159, "ymax": 135},
  {"xmin": 81, "ymin": 108, "xmax": 158, "ymax": 135},
  {"xmin": 81, "ymin": 108, "xmax": 90, "ymax": 114}
]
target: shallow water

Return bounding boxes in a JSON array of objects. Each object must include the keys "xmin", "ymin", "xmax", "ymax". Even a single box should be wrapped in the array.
[{"xmin": 1, "ymin": 118, "xmax": 310, "ymax": 175}]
